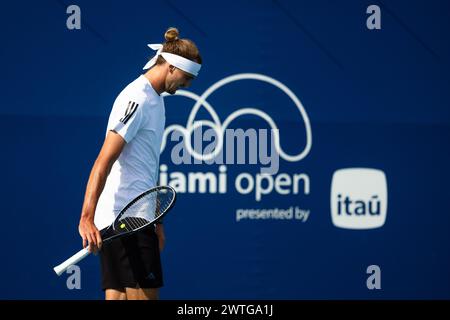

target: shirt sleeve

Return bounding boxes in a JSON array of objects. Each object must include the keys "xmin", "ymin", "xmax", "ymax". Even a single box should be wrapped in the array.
[{"xmin": 108, "ymin": 96, "xmax": 145, "ymax": 143}]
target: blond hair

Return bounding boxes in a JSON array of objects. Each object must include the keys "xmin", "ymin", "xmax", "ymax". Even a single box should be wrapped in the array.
[{"xmin": 154, "ymin": 27, "xmax": 202, "ymax": 66}]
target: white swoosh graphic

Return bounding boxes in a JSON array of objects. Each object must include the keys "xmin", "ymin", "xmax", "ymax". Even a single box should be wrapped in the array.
[{"xmin": 160, "ymin": 73, "xmax": 312, "ymax": 162}]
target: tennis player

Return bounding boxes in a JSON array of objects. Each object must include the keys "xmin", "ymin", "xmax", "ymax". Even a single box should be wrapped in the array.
[{"xmin": 77, "ymin": 27, "xmax": 202, "ymax": 300}]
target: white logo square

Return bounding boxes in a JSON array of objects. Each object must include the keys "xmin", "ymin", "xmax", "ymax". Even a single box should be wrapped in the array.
[{"xmin": 331, "ymin": 168, "xmax": 387, "ymax": 230}]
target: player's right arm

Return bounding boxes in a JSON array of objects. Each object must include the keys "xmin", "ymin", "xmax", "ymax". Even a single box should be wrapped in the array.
[{"xmin": 78, "ymin": 131, "xmax": 126, "ymax": 253}]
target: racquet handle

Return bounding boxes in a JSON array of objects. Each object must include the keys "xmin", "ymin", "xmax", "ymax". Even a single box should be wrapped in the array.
[{"xmin": 53, "ymin": 247, "xmax": 90, "ymax": 276}]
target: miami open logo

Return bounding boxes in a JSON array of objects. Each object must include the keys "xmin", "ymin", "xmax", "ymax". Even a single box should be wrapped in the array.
[{"xmin": 158, "ymin": 73, "xmax": 312, "ymax": 204}]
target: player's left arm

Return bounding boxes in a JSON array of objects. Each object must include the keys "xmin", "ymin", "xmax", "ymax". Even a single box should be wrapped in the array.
[{"xmin": 155, "ymin": 224, "xmax": 165, "ymax": 252}]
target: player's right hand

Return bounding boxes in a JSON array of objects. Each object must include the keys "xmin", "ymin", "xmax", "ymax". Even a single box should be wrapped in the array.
[{"xmin": 78, "ymin": 217, "xmax": 102, "ymax": 254}]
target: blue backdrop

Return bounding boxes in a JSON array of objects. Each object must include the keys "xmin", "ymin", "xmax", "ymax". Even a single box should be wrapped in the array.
[{"xmin": 1, "ymin": 0, "xmax": 450, "ymax": 299}]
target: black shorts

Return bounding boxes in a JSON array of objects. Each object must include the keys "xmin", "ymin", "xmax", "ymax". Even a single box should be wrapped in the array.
[{"xmin": 99, "ymin": 226, "xmax": 163, "ymax": 290}]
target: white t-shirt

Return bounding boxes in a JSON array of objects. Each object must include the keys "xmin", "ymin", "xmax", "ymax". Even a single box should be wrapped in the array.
[{"xmin": 94, "ymin": 75, "xmax": 166, "ymax": 230}]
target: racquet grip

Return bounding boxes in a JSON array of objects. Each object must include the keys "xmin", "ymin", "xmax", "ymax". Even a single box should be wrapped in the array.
[{"xmin": 53, "ymin": 247, "xmax": 90, "ymax": 276}]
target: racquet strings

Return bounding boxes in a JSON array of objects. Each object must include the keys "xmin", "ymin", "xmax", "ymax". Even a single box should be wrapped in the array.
[{"xmin": 112, "ymin": 187, "xmax": 174, "ymax": 234}]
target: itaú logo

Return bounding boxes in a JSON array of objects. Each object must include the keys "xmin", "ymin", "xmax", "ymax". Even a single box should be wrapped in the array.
[
  {"xmin": 331, "ymin": 168, "xmax": 388, "ymax": 230},
  {"xmin": 158, "ymin": 73, "xmax": 312, "ymax": 202}
]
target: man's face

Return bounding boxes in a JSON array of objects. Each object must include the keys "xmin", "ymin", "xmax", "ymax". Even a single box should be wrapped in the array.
[{"xmin": 165, "ymin": 65, "xmax": 194, "ymax": 95}]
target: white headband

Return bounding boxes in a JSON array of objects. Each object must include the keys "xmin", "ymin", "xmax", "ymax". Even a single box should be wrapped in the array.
[{"xmin": 142, "ymin": 43, "xmax": 201, "ymax": 77}]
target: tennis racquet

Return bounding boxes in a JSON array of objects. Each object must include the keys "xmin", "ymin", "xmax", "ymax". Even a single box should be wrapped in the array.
[{"xmin": 53, "ymin": 185, "xmax": 176, "ymax": 276}]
